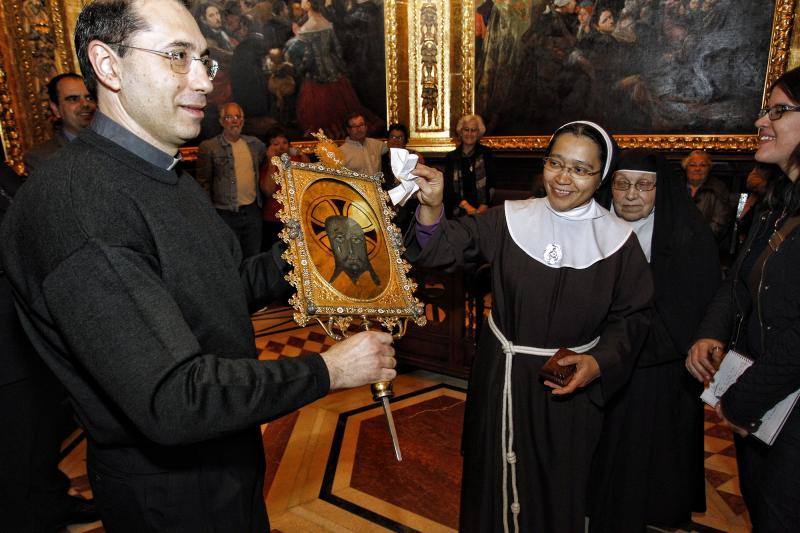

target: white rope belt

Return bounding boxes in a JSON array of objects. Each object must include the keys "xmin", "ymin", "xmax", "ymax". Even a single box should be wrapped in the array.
[{"xmin": 487, "ymin": 312, "xmax": 600, "ymax": 533}]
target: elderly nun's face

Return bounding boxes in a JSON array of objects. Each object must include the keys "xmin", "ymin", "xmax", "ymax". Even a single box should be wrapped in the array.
[
  {"xmin": 543, "ymin": 133, "xmax": 603, "ymax": 211},
  {"xmin": 611, "ymin": 170, "xmax": 657, "ymax": 222}
]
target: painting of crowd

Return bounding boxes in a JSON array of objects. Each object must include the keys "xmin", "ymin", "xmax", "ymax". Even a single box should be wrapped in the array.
[
  {"xmin": 475, "ymin": 0, "xmax": 774, "ymax": 136},
  {"xmin": 189, "ymin": 0, "xmax": 386, "ymax": 142}
]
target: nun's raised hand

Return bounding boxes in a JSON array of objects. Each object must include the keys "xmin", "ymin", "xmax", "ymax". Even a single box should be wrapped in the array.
[
  {"xmin": 544, "ymin": 354, "xmax": 601, "ymax": 395},
  {"xmin": 413, "ymin": 163, "xmax": 444, "ymax": 224}
]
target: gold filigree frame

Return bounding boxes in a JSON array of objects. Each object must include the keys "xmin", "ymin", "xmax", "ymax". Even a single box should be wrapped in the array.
[
  {"xmin": 273, "ymin": 154, "xmax": 425, "ymax": 339},
  {"xmin": 449, "ymin": 0, "xmax": 796, "ymax": 151}
]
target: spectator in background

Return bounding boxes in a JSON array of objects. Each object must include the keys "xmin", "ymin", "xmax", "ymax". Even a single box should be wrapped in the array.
[
  {"xmin": 25, "ymin": 73, "xmax": 96, "ymax": 175},
  {"xmin": 736, "ymin": 164, "xmax": 773, "ymax": 246},
  {"xmin": 682, "ymin": 149, "xmax": 734, "ymax": 244},
  {"xmin": 197, "ymin": 102, "xmax": 266, "ymax": 257},
  {"xmin": 444, "ymin": 114, "xmax": 494, "ymax": 217},
  {"xmin": 381, "ymin": 122, "xmax": 423, "ymax": 229},
  {"xmin": 340, "ymin": 112, "xmax": 387, "ymax": 174},
  {"xmin": 259, "ymin": 127, "xmax": 309, "ymax": 250}
]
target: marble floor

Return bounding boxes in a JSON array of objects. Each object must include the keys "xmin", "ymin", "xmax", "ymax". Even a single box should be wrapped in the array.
[{"xmin": 56, "ymin": 306, "xmax": 749, "ymax": 533}]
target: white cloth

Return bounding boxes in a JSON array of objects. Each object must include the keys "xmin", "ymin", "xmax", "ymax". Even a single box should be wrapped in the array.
[
  {"xmin": 610, "ymin": 205, "xmax": 655, "ymax": 263},
  {"xmin": 504, "ymin": 197, "xmax": 632, "ymax": 269},
  {"xmin": 388, "ymin": 148, "xmax": 420, "ymax": 206}
]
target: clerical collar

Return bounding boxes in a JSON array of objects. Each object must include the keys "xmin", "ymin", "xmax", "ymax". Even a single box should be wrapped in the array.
[{"xmin": 89, "ymin": 111, "xmax": 181, "ymax": 171}]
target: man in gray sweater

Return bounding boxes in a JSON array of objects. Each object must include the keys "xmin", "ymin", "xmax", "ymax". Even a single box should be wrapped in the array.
[{"xmin": 0, "ymin": 1, "xmax": 396, "ymax": 531}]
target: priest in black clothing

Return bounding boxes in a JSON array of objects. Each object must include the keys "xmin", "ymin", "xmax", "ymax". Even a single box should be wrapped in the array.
[
  {"xmin": 590, "ymin": 149, "xmax": 720, "ymax": 532},
  {"xmin": 407, "ymin": 121, "xmax": 652, "ymax": 533},
  {"xmin": 0, "ymin": 1, "xmax": 396, "ymax": 530}
]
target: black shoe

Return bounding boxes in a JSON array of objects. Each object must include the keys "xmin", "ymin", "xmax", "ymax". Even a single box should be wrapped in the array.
[{"xmin": 51, "ymin": 495, "xmax": 100, "ymax": 529}]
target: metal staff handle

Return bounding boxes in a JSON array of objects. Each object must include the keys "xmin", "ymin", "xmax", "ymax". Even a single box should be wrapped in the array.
[{"xmin": 363, "ymin": 317, "xmax": 402, "ymax": 462}]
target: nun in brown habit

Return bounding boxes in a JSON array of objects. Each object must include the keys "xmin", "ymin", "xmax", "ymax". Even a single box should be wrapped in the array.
[{"xmin": 406, "ymin": 121, "xmax": 653, "ymax": 533}]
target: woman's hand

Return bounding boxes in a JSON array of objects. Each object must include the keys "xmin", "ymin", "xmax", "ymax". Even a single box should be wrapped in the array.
[
  {"xmin": 686, "ymin": 338, "xmax": 725, "ymax": 383},
  {"xmin": 544, "ymin": 354, "xmax": 601, "ymax": 395},
  {"xmin": 413, "ymin": 163, "xmax": 444, "ymax": 224}
]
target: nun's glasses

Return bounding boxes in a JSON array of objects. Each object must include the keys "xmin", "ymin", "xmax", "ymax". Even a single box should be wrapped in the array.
[{"xmin": 611, "ymin": 177, "xmax": 657, "ymax": 192}]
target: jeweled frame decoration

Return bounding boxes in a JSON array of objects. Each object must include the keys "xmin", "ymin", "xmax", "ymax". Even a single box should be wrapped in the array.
[{"xmin": 273, "ymin": 153, "xmax": 425, "ymax": 339}]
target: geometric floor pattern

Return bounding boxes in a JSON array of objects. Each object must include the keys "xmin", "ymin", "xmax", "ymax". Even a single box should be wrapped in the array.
[{"xmin": 54, "ymin": 306, "xmax": 750, "ymax": 532}]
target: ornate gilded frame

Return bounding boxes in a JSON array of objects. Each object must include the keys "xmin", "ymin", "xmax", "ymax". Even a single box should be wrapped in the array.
[
  {"xmin": 456, "ymin": 0, "xmax": 797, "ymax": 151},
  {"xmin": 401, "ymin": 0, "xmax": 799, "ymax": 152},
  {"xmin": 272, "ymin": 154, "xmax": 425, "ymax": 339}
]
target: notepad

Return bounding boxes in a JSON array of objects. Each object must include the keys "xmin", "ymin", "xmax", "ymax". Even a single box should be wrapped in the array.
[{"xmin": 700, "ymin": 350, "xmax": 800, "ymax": 446}]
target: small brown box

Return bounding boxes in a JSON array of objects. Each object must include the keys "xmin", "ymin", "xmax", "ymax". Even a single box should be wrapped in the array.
[{"xmin": 538, "ymin": 348, "xmax": 577, "ymax": 387}]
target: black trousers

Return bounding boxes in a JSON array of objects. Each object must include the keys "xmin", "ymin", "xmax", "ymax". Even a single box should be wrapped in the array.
[
  {"xmin": 0, "ymin": 377, "xmax": 74, "ymax": 532},
  {"xmin": 87, "ymin": 428, "xmax": 268, "ymax": 533},
  {"xmin": 216, "ymin": 203, "xmax": 263, "ymax": 258},
  {"xmin": 736, "ymin": 428, "xmax": 800, "ymax": 532}
]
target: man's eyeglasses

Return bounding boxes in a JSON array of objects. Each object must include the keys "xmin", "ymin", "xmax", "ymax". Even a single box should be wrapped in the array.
[
  {"xmin": 542, "ymin": 156, "xmax": 601, "ymax": 179},
  {"xmin": 611, "ymin": 178, "xmax": 657, "ymax": 192},
  {"xmin": 347, "ymin": 122, "xmax": 367, "ymax": 129},
  {"xmin": 112, "ymin": 44, "xmax": 219, "ymax": 81},
  {"xmin": 223, "ymin": 115, "xmax": 243, "ymax": 122},
  {"xmin": 758, "ymin": 104, "xmax": 800, "ymax": 121}
]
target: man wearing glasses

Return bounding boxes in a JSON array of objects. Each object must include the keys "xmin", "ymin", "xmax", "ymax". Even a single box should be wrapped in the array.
[
  {"xmin": 197, "ymin": 101, "xmax": 265, "ymax": 257},
  {"xmin": 0, "ymin": 1, "xmax": 398, "ymax": 531},
  {"xmin": 340, "ymin": 112, "xmax": 387, "ymax": 174}
]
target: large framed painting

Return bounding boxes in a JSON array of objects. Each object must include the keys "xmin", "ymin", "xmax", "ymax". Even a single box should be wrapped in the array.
[
  {"xmin": 187, "ymin": 0, "xmax": 394, "ymax": 141},
  {"xmin": 272, "ymin": 148, "xmax": 425, "ymax": 338},
  {"xmin": 468, "ymin": 0, "xmax": 797, "ymax": 150}
]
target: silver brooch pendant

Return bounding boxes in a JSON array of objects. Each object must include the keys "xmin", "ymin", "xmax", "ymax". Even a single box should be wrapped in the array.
[{"xmin": 543, "ymin": 243, "xmax": 563, "ymax": 265}]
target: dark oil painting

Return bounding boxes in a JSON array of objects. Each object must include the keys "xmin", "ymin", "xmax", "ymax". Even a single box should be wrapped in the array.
[
  {"xmin": 188, "ymin": 0, "xmax": 387, "ymax": 142},
  {"xmin": 474, "ymin": 0, "xmax": 775, "ymax": 136}
]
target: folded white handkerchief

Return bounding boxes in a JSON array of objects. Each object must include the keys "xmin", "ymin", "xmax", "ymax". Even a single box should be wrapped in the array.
[{"xmin": 388, "ymin": 148, "xmax": 420, "ymax": 206}]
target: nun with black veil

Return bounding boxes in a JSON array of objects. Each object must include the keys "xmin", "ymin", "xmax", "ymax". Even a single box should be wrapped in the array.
[
  {"xmin": 407, "ymin": 121, "xmax": 652, "ymax": 533},
  {"xmin": 589, "ymin": 149, "xmax": 721, "ymax": 532}
]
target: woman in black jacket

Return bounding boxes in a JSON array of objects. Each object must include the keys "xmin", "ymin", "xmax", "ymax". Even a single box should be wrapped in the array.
[
  {"xmin": 687, "ymin": 66, "xmax": 800, "ymax": 531},
  {"xmin": 443, "ymin": 114, "xmax": 494, "ymax": 218}
]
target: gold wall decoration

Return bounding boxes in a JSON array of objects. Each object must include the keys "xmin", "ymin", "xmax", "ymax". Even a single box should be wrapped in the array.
[
  {"xmin": 385, "ymin": 0, "xmax": 399, "ymax": 125},
  {"xmin": 407, "ymin": 0, "xmax": 452, "ymax": 150}
]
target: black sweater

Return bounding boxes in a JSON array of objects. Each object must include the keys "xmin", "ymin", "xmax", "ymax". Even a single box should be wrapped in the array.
[{"xmin": 0, "ymin": 129, "xmax": 329, "ymax": 449}]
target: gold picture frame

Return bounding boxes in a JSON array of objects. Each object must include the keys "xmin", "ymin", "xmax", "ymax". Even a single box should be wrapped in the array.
[
  {"xmin": 447, "ymin": 0, "xmax": 797, "ymax": 151},
  {"xmin": 272, "ymin": 154, "xmax": 426, "ymax": 339}
]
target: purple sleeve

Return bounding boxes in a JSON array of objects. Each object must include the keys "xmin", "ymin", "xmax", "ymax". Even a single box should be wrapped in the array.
[{"xmin": 415, "ymin": 205, "xmax": 443, "ymax": 248}]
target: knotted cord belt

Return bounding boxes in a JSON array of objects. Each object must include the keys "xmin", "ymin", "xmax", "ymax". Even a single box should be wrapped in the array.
[{"xmin": 487, "ymin": 312, "xmax": 600, "ymax": 533}]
